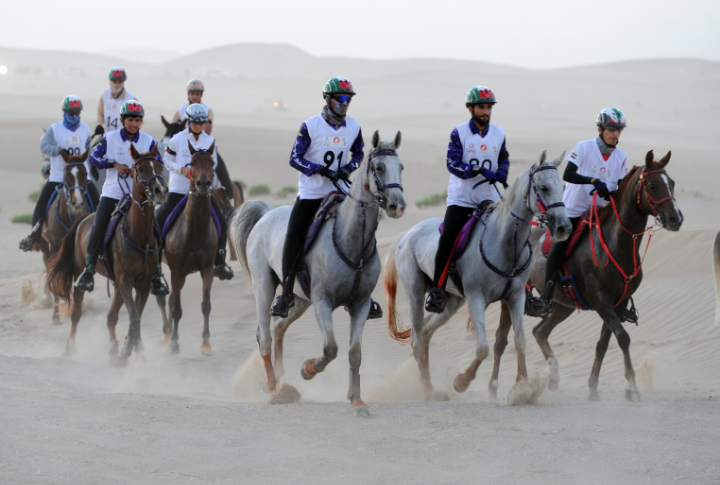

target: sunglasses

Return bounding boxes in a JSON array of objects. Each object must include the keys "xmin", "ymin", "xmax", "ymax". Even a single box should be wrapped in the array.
[
  {"xmin": 334, "ymin": 95, "xmax": 352, "ymax": 104},
  {"xmin": 605, "ymin": 127, "xmax": 624, "ymax": 133}
]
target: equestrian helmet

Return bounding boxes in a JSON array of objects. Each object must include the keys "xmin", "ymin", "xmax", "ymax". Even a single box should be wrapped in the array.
[
  {"xmin": 323, "ymin": 77, "xmax": 355, "ymax": 96},
  {"xmin": 187, "ymin": 79, "xmax": 205, "ymax": 93},
  {"xmin": 120, "ymin": 100, "xmax": 145, "ymax": 118},
  {"xmin": 466, "ymin": 86, "xmax": 496, "ymax": 106},
  {"xmin": 186, "ymin": 103, "xmax": 209, "ymax": 124},
  {"xmin": 61, "ymin": 95, "xmax": 83, "ymax": 114},
  {"xmin": 596, "ymin": 107, "xmax": 627, "ymax": 129},
  {"xmin": 109, "ymin": 67, "xmax": 127, "ymax": 82}
]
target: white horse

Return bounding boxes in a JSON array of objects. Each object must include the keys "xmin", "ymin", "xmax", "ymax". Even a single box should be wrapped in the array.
[
  {"xmin": 232, "ymin": 131, "xmax": 406, "ymax": 416},
  {"xmin": 384, "ymin": 151, "xmax": 571, "ymax": 402}
]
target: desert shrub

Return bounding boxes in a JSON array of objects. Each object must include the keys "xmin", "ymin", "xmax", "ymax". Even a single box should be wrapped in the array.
[
  {"xmin": 416, "ymin": 191, "xmax": 447, "ymax": 208},
  {"xmin": 248, "ymin": 184, "xmax": 271, "ymax": 196},
  {"xmin": 275, "ymin": 186, "xmax": 297, "ymax": 198},
  {"xmin": 12, "ymin": 214, "xmax": 33, "ymax": 224}
]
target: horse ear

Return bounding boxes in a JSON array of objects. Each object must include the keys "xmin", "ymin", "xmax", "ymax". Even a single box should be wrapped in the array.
[
  {"xmin": 372, "ymin": 130, "xmax": 380, "ymax": 149},
  {"xmin": 60, "ymin": 149, "xmax": 72, "ymax": 163},
  {"xmin": 150, "ymin": 143, "xmax": 158, "ymax": 157},
  {"xmin": 79, "ymin": 148, "xmax": 90, "ymax": 161},
  {"xmin": 538, "ymin": 150, "xmax": 547, "ymax": 166},
  {"xmin": 129, "ymin": 143, "xmax": 140, "ymax": 160},
  {"xmin": 180, "ymin": 119, "xmax": 187, "ymax": 130},
  {"xmin": 658, "ymin": 150, "xmax": 671, "ymax": 167},
  {"xmin": 207, "ymin": 141, "xmax": 216, "ymax": 155},
  {"xmin": 393, "ymin": 131, "xmax": 402, "ymax": 150},
  {"xmin": 552, "ymin": 150, "xmax": 565, "ymax": 167},
  {"xmin": 161, "ymin": 115, "xmax": 170, "ymax": 128},
  {"xmin": 188, "ymin": 140, "xmax": 196, "ymax": 155},
  {"xmin": 645, "ymin": 150, "xmax": 654, "ymax": 170}
]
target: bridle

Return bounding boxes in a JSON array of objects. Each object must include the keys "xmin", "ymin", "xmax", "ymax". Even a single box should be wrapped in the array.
[
  {"xmin": 508, "ymin": 163, "xmax": 565, "ymax": 227},
  {"xmin": 186, "ymin": 149, "xmax": 214, "ymax": 197},
  {"xmin": 119, "ymin": 155, "xmax": 165, "ymax": 208},
  {"xmin": 53, "ymin": 161, "xmax": 95, "ymax": 231},
  {"xmin": 636, "ymin": 166, "xmax": 675, "ymax": 217}
]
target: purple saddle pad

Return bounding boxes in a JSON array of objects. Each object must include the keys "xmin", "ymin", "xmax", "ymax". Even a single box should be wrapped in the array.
[
  {"xmin": 438, "ymin": 200, "xmax": 492, "ymax": 257},
  {"xmin": 162, "ymin": 195, "xmax": 222, "ymax": 241},
  {"xmin": 303, "ymin": 192, "xmax": 345, "ymax": 253}
]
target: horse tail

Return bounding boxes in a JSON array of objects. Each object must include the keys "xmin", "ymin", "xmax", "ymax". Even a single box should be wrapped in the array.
[
  {"xmin": 384, "ymin": 234, "xmax": 411, "ymax": 344},
  {"xmin": 231, "ymin": 200, "xmax": 272, "ymax": 286},
  {"xmin": 45, "ymin": 214, "xmax": 87, "ymax": 304},
  {"xmin": 714, "ymin": 231, "xmax": 720, "ymax": 325}
]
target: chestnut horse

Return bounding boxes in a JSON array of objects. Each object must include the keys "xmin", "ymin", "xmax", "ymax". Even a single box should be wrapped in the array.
[
  {"xmin": 45, "ymin": 145, "xmax": 168, "ymax": 362},
  {"xmin": 156, "ymin": 142, "xmax": 219, "ymax": 355},
  {"xmin": 494, "ymin": 151, "xmax": 682, "ymax": 402}
]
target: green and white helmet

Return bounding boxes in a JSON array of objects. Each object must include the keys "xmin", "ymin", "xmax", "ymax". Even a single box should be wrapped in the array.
[
  {"xmin": 466, "ymin": 86, "xmax": 496, "ymax": 106},
  {"xmin": 120, "ymin": 100, "xmax": 144, "ymax": 118},
  {"xmin": 109, "ymin": 67, "xmax": 127, "ymax": 82},
  {"xmin": 323, "ymin": 77, "xmax": 355, "ymax": 96},
  {"xmin": 596, "ymin": 108, "xmax": 627, "ymax": 129},
  {"xmin": 61, "ymin": 95, "xmax": 83, "ymax": 113}
]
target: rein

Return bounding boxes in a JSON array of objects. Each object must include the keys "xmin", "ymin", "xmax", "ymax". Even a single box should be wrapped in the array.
[{"xmin": 54, "ymin": 162, "xmax": 95, "ymax": 231}]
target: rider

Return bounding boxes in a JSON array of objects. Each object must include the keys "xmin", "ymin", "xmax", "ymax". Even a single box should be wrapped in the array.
[
  {"xmin": 20, "ymin": 96, "xmax": 99, "ymax": 251},
  {"xmin": 270, "ymin": 76, "xmax": 383, "ymax": 319},
  {"xmin": 526, "ymin": 108, "xmax": 628, "ymax": 317},
  {"xmin": 75, "ymin": 100, "xmax": 169, "ymax": 295},
  {"xmin": 425, "ymin": 86, "xmax": 510, "ymax": 313},
  {"xmin": 157, "ymin": 103, "xmax": 234, "ymax": 280},
  {"xmin": 95, "ymin": 67, "xmax": 136, "ymax": 137},
  {"xmin": 172, "ymin": 79, "xmax": 234, "ymax": 207}
]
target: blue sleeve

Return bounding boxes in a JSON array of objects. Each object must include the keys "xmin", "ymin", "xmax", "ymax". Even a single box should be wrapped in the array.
[
  {"xmin": 89, "ymin": 136, "xmax": 114, "ymax": 170},
  {"xmin": 446, "ymin": 128, "xmax": 475, "ymax": 179},
  {"xmin": 346, "ymin": 128, "xmax": 364, "ymax": 172},
  {"xmin": 497, "ymin": 138, "xmax": 509, "ymax": 175},
  {"xmin": 149, "ymin": 139, "xmax": 163, "ymax": 164},
  {"xmin": 289, "ymin": 123, "xmax": 324, "ymax": 176}
]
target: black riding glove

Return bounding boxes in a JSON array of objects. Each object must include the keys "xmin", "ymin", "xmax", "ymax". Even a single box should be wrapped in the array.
[
  {"xmin": 592, "ymin": 179, "xmax": 610, "ymax": 201},
  {"xmin": 337, "ymin": 165, "xmax": 352, "ymax": 183},
  {"xmin": 94, "ymin": 125, "xmax": 105, "ymax": 137},
  {"xmin": 319, "ymin": 166, "xmax": 339, "ymax": 182},
  {"xmin": 90, "ymin": 165, "xmax": 99, "ymax": 181}
]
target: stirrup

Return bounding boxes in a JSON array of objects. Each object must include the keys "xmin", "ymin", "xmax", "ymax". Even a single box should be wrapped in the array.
[
  {"xmin": 151, "ymin": 273, "xmax": 169, "ymax": 296},
  {"xmin": 367, "ymin": 299, "xmax": 383, "ymax": 319},
  {"xmin": 75, "ymin": 268, "xmax": 95, "ymax": 293},
  {"xmin": 270, "ymin": 294, "xmax": 295, "ymax": 318},
  {"xmin": 19, "ymin": 234, "xmax": 40, "ymax": 252},
  {"xmin": 425, "ymin": 287, "xmax": 446, "ymax": 314},
  {"xmin": 525, "ymin": 283, "xmax": 552, "ymax": 317},
  {"xmin": 214, "ymin": 263, "xmax": 234, "ymax": 280},
  {"xmin": 620, "ymin": 297, "xmax": 639, "ymax": 325}
]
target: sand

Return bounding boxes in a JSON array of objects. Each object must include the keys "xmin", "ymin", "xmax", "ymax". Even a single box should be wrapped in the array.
[{"xmin": 0, "ymin": 44, "xmax": 719, "ymax": 484}]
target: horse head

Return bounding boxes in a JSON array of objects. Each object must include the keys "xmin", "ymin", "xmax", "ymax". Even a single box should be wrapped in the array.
[
  {"xmin": 188, "ymin": 141, "xmax": 215, "ymax": 197},
  {"xmin": 638, "ymin": 150, "xmax": 682, "ymax": 231},
  {"xmin": 60, "ymin": 148, "xmax": 90, "ymax": 215},
  {"xmin": 531, "ymin": 150, "xmax": 572, "ymax": 240},
  {"xmin": 129, "ymin": 143, "xmax": 168, "ymax": 205},
  {"xmin": 160, "ymin": 115, "xmax": 187, "ymax": 150},
  {"xmin": 367, "ymin": 130, "xmax": 406, "ymax": 218}
]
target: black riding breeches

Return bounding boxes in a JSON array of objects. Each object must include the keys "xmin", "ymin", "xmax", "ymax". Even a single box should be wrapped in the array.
[
  {"xmin": 87, "ymin": 182, "xmax": 100, "ymax": 210},
  {"xmin": 543, "ymin": 216, "xmax": 581, "ymax": 298},
  {"xmin": 433, "ymin": 205, "xmax": 475, "ymax": 289},
  {"xmin": 281, "ymin": 198, "xmax": 323, "ymax": 288},
  {"xmin": 155, "ymin": 192, "xmax": 227, "ymax": 258},
  {"xmin": 32, "ymin": 181, "xmax": 61, "ymax": 228},
  {"xmin": 216, "ymin": 151, "xmax": 234, "ymax": 201},
  {"xmin": 210, "ymin": 196, "xmax": 228, "ymax": 255},
  {"xmin": 86, "ymin": 196, "xmax": 119, "ymax": 268}
]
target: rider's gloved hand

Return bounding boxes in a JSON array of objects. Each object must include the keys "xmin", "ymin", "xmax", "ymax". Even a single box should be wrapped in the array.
[
  {"xmin": 592, "ymin": 179, "xmax": 610, "ymax": 201},
  {"xmin": 495, "ymin": 168, "xmax": 508, "ymax": 185},
  {"xmin": 94, "ymin": 125, "xmax": 105, "ymax": 137},
  {"xmin": 41, "ymin": 161, "xmax": 51, "ymax": 179},
  {"xmin": 337, "ymin": 165, "xmax": 352, "ymax": 183},
  {"xmin": 480, "ymin": 167, "xmax": 499, "ymax": 183},
  {"xmin": 320, "ymin": 166, "xmax": 339, "ymax": 182}
]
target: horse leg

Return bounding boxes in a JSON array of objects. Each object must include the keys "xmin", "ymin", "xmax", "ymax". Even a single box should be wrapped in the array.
[
  {"xmin": 489, "ymin": 301, "xmax": 512, "ymax": 400},
  {"xmin": 156, "ymin": 292, "xmax": 171, "ymax": 344},
  {"xmin": 301, "ymin": 300, "xmax": 338, "ymax": 380},
  {"xmin": 169, "ymin": 273, "xmax": 186, "ymax": 355},
  {"xmin": 118, "ymin": 275, "xmax": 140, "ymax": 363},
  {"xmin": 273, "ymin": 298, "xmax": 311, "ymax": 381},
  {"xmin": 454, "ymin": 292, "xmax": 489, "ymax": 393},
  {"xmin": 404, "ymin": 283, "xmax": 433, "ymax": 393},
  {"xmin": 106, "ymin": 288, "xmax": 124, "ymax": 360},
  {"xmin": 595, "ymin": 298, "xmax": 640, "ymax": 402},
  {"xmin": 132, "ymin": 286, "xmax": 151, "ymax": 358},
  {"xmin": 254, "ymin": 273, "xmax": 278, "ymax": 393},
  {"xmin": 347, "ymin": 298, "xmax": 372, "ymax": 417},
  {"xmin": 52, "ymin": 294, "xmax": 61, "ymax": 326},
  {"xmin": 200, "ymin": 268, "xmax": 214, "ymax": 356},
  {"xmin": 587, "ymin": 323, "xmax": 613, "ymax": 401},
  {"xmin": 532, "ymin": 304, "xmax": 574, "ymax": 391},
  {"xmin": 508, "ymin": 292, "xmax": 529, "ymax": 382},
  {"xmin": 64, "ymin": 288, "xmax": 85, "ymax": 357}
]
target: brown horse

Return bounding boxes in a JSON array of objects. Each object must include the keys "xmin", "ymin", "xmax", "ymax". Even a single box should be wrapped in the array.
[
  {"xmin": 156, "ymin": 142, "xmax": 218, "ymax": 355},
  {"xmin": 491, "ymin": 150, "xmax": 682, "ymax": 402},
  {"xmin": 46, "ymin": 145, "xmax": 168, "ymax": 362},
  {"xmin": 39, "ymin": 149, "xmax": 91, "ymax": 324}
]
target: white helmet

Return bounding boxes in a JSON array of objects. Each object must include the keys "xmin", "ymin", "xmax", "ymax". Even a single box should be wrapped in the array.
[
  {"xmin": 186, "ymin": 103, "xmax": 209, "ymax": 124},
  {"xmin": 186, "ymin": 79, "xmax": 204, "ymax": 93},
  {"xmin": 596, "ymin": 107, "xmax": 627, "ymax": 129}
]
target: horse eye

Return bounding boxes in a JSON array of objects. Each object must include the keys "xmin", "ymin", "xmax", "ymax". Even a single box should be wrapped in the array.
[
  {"xmin": 376, "ymin": 165, "xmax": 384, "ymax": 172},
  {"xmin": 648, "ymin": 183, "xmax": 657, "ymax": 190},
  {"xmin": 540, "ymin": 185, "xmax": 549, "ymax": 192}
]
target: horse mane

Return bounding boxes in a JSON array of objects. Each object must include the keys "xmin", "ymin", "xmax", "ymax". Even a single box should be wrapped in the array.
[
  {"xmin": 492, "ymin": 171, "xmax": 523, "ymax": 217},
  {"xmin": 597, "ymin": 165, "xmax": 641, "ymax": 225}
]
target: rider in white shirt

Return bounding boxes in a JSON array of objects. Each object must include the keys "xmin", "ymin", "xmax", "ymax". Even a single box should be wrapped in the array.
[
  {"xmin": 526, "ymin": 108, "xmax": 629, "ymax": 317},
  {"xmin": 95, "ymin": 67, "xmax": 137, "ymax": 138},
  {"xmin": 157, "ymin": 104, "xmax": 234, "ymax": 280}
]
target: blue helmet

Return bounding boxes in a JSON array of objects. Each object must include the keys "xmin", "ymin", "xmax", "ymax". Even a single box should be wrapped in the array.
[{"xmin": 186, "ymin": 103, "xmax": 209, "ymax": 124}]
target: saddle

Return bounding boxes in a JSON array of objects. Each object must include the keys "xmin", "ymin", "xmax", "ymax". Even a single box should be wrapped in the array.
[
  {"xmin": 161, "ymin": 194, "xmax": 222, "ymax": 241},
  {"xmin": 96, "ymin": 196, "xmax": 132, "ymax": 284},
  {"xmin": 297, "ymin": 191, "xmax": 346, "ymax": 298}
]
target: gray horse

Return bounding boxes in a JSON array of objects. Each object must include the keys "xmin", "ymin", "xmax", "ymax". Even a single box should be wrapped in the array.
[
  {"xmin": 232, "ymin": 131, "xmax": 406, "ymax": 416},
  {"xmin": 384, "ymin": 151, "xmax": 571, "ymax": 402}
]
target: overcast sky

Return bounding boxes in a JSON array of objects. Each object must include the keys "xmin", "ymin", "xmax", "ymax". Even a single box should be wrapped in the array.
[{"xmin": 3, "ymin": 0, "xmax": 719, "ymax": 68}]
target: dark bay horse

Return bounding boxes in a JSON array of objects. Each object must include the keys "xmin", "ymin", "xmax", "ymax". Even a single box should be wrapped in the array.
[
  {"xmin": 46, "ymin": 145, "xmax": 168, "ymax": 362},
  {"xmin": 156, "ymin": 142, "xmax": 218, "ymax": 355},
  {"xmin": 492, "ymin": 150, "xmax": 682, "ymax": 402},
  {"xmin": 39, "ymin": 149, "xmax": 92, "ymax": 324}
]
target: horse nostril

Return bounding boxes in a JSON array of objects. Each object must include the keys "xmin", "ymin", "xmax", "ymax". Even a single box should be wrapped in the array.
[{"xmin": 388, "ymin": 204, "xmax": 397, "ymax": 212}]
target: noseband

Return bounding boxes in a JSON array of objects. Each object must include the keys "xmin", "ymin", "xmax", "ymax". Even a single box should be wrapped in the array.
[
  {"xmin": 119, "ymin": 155, "xmax": 164, "ymax": 207},
  {"xmin": 513, "ymin": 163, "xmax": 565, "ymax": 227},
  {"xmin": 637, "ymin": 167, "xmax": 675, "ymax": 217}
]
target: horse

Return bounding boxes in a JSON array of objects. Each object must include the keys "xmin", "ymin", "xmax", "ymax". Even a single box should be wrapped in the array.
[
  {"xmin": 156, "ymin": 141, "xmax": 219, "ymax": 355},
  {"xmin": 714, "ymin": 230, "xmax": 720, "ymax": 324},
  {"xmin": 384, "ymin": 151, "xmax": 571, "ymax": 403},
  {"xmin": 232, "ymin": 131, "xmax": 406, "ymax": 416},
  {"xmin": 45, "ymin": 145, "xmax": 168, "ymax": 362},
  {"xmin": 38, "ymin": 149, "xmax": 93, "ymax": 324},
  {"xmin": 503, "ymin": 150, "xmax": 682, "ymax": 402}
]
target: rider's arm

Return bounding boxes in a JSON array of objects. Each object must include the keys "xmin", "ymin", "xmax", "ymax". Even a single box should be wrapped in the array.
[
  {"xmin": 563, "ymin": 162, "xmax": 595, "ymax": 185},
  {"xmin": 40, "ymin": 126, "xmax": 61, "ymax": 157},
  {"xmin": 163, "ymin": 138, "xmax": 183, "ymax": 174},
  {"xmin": 289, "ymin": 122, "xmax": 324, "ymax": 176},
  {"xmin": 496, "ymin": 138, "xmax": 509, "ymax": 180},
  {"xmin": 96, "ymin": 95, "xmax": 104, "ymax": 128},
  {"xmin": 88, "ymin": 136, "xmax": 114, "ymax": 170},
  {"xmin": 171, "ymin": 111, "xmax": 181, "ymax": 123},
  {"xmin": 346, "ymin": 128, "xmax": 364, "ymax": 173},
  {"xmin": 446, "ymin": 128, "xmax": 475, "ymax": 179}
]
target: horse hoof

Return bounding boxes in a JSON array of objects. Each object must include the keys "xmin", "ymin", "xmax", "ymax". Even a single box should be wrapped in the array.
[
  {"xmin": 108, "ymin": 339, "xmax": 119, "ymax": 357},
  {"xmin": 587, "ymin": 393, "xmax": 601, "ymax": 402},
  {"xmin": 51, "ymin": 317, "xmax": 61, "ymax": 326},
  {"xmin": 114, "ymin": 355, "xmax": 128, "ymax": 367},
  {"xmin": 424, "ymin": 391, "xmax": 450, "ymax": 402},
  {"xmin": 160, "ymin": 334, "xmax": 171, "ymax": 345},
  {"xmin": 268, "ymin": 383, "xmax": 301, "ymax": 405},
  {"xmin": 625, "ymin": 389, "xmax": 641, "ymax": 402},
  {"xmin": 301, "ymin": 358, "xmax": 317, "ymax": 380},
  {"xmin": 352, "ymin": 401, "xmax": 371, "ymax": 417},
  {"xmin": 548, "ymin": 378, "xmax": 560, "ymax": 392},
  {"xmin": 63, "ymin": 339, "xmax": 76, "ymax": 358},
  {"xmin": 170, "ymin": 342, "xmax": 180, "ymax": 354},
  {"xmin": 200, "ymin": 343, "xmax": 212, "ymax": 356},
  {"xmin": 488, "ymin": 389, "xmax": 498, "ymax": 401},
  {"xmin": 453, "ymin": 373, "xmax": 471, "ymax": 393}
]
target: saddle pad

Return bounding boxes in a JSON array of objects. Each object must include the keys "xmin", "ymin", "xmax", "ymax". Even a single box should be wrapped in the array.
[
  {"xmin": 438, "ymin": 200, "xmax": 491, "ymax": 258},
  {"xmin": 304, "ymin": 192, "xmax": 345, "ymax": 253},
  {"xmin": 162, "ymin": 194, "xmax": 222, "ymax": 241},
  {"xmin": 542, "ymin": 210, "xmax": 590, "ymax": 257}
]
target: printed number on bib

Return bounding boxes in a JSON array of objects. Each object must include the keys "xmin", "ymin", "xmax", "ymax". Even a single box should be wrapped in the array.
[
  {"xmin": 323, "ymin": 150, "xmax": 344, "ymax": 168},
  {"xmin": 107, "ymin": 117, "xmax": 119, "ymax": 130},
  {"xmin": 66, "ymin": 147, "xmax": 82, "ymax": 155}
]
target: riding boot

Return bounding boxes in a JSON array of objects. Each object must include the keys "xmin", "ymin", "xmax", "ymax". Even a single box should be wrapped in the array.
[
  {"xmin": 151, "ymin": 262, "xmax": 169, "ymax": 295},
  {"xmin": 76, "ymin": 256, "xmax": 96, "ymax": 293},
  {"xmin": 270, "ymin": 270, "xmax": 296, "ymax": 318},
  {"xmin": 425, "ymin": 287, "xmax": 446, "ymax": 313},
  {"xmin": 213, "ymin": 248, "xmax": 234, "ymax": 280},
  {"xmin": 19, "ymin": 222, "xmax": 43, "ymax": 252},
  {"xmin": 368, "ymin": 299, "xmax": 383, "ymax": 319}
]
